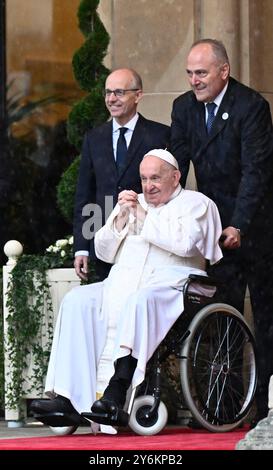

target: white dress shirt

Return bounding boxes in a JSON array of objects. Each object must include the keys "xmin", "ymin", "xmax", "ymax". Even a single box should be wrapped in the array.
[{"xmin": 205, "ymin": 82, "xmax": 228, "ymax": 122}]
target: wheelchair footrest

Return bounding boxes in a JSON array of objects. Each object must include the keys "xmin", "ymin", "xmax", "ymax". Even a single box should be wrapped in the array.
[
  {"xmin": 32, "ymin": 411, "xmax": 86, "ymax": 427},
  {"xmin": 82, "ymin": 409, "xmax": 129, "ymax": 427}
]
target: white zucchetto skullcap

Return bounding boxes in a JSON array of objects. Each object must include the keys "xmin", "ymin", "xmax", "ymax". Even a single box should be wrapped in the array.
[{"xmin": 143, "ymin": 149, "xmax": 179, "ymax": 170}]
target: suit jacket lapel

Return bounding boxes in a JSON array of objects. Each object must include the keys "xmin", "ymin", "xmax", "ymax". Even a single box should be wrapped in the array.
[
  {"xmin": 117, "ymin": 114, "xmax": 146, "ymax": 180},
  {"xmin": 103, "ymin": 120, "xmax": 119, "ymax": 176},
  {"xmin": 196, "ymin": 79, "xmax": 236, "ymax": 154},
  {"xmin": 208, "ymin": 83, "xmax": 235, "ymax": 140},
  {"xmin": 195, "ymin": 100, "xmax": 207, "ymax": 141}
]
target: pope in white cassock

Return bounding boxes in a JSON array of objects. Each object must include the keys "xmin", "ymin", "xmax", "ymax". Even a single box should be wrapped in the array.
[{"xmin": 31, "ymin": 149, "xmax": 223, "ymax": 431}]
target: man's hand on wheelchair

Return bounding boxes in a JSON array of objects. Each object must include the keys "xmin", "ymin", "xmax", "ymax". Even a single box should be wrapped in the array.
[{"xmin": 220, "ymin": 226, "xmax": 241, "ymax": 249}]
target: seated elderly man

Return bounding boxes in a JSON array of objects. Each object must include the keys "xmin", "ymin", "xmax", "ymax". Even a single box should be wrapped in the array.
[{"xmin": 31, "ymin": 149, "xmax": 222, "ymax": 429}]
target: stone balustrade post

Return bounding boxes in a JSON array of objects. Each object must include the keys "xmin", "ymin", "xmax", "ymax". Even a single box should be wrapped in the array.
[
  {"xmin": 3, "ymin": 240, "xmax": 25, "ymax": 426},
  {"xmin": 236, "ymin": 379, "xmax": 273, "ymax": 449},
  {"xmin": 2, "ymin": 240, "xmax": 80, "ymax": 427}
]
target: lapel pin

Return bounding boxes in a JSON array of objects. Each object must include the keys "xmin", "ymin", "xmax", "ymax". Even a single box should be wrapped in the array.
[{"xmin": 222, "ymin": 112, "xmax": 229, "ymax": 120}]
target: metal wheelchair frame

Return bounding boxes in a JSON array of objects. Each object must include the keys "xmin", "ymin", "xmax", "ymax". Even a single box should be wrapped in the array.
[{"xmin": 126, "ymin": 274, "xmax": 257, "ymax": 434}]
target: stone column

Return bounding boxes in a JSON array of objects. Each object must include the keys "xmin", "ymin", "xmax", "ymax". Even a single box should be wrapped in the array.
[
  {"xmin": 249, "ymin": 0, "xmax": 273, "ymax": 111},
  {"xmin": 197, "ymin": 0, "xmax": 241, "ymax": 78},
  {"xmin": 236, "ymin": 411, "xmax": 273, "ymax": 450},
  {"xmin": 236, "ymin": 378, "xmax": 273, "ymax": 450},
  {"xmin": 3, "ymin": 241, "xmax": 24, "ymax": 425}
]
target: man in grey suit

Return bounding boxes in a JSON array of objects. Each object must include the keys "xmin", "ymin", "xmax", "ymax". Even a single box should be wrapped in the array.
[
  {"xmin": 171, "ymin": 38, "xmax": 273, "ymax": 427},
  {"xmin": 74, "ymin": 68, "xmax": 170, "ymax": 282}
]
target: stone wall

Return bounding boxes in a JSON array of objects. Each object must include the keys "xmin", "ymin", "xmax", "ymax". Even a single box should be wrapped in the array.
[
  {"xmin": 98, "ymin": 0, "xmax": 273, "ymax": 196},
  {"xmin": 99, "ymin": 0, "xmax": 273, "ymax": 125}
]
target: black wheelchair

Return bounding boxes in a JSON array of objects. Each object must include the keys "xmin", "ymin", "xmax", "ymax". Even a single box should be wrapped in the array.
[{"xmin": 34, "ymin": 274, "xmax": 257, "ymax": 435}]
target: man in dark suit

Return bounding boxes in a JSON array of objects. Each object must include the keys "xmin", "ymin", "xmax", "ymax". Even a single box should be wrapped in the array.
[
  {"xmin": 171, "ymin": 38, "xmax": 273, "ymax": 427},
  {"xmin": 74, "ymin": 68, "xmax": 170, "ymax": 282}
]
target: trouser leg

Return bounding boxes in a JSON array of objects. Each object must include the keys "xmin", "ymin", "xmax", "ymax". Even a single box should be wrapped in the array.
[
  {"xmin": 94, "ymin": 259, "xmax": 112, "ymax": 282},
  {"xmin": 208, "ymin": 250, "xmax": 247, "ymax": 313},
  {"xmin": 102, "ymin": 355, "xmax": 138, "ymax": 407},
  {"xmin": 208, "ymin": 250, "xmax": 247, "ymax": 418},
  {"xmin": 247, "ymin": 250, "xmax": 273, "ymax": 418},
  {"xmin": 90, "ymin": 354, "xmax": 137, "ymax": 425}
]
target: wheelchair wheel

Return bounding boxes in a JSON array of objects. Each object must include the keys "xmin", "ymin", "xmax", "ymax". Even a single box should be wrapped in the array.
[
  {"xmin": 49, "ymin": 425, "xmax": 78, "ymax": 436},
  {"xmin": 129, "ymin": 395, "xmax": 168, "ymax": 435},
  {"xmin": 180, "ymin": 303, "xmax": 257, "ymax": 432}
]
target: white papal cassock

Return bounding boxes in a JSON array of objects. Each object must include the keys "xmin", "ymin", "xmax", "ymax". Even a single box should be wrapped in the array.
[{"xmin": 45, "ymin": 186, "xmax": 222, "ymax": 417}]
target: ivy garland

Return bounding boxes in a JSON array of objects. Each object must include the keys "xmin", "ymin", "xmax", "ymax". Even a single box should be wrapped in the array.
[
  {"xmin": 0, "ymin": 272, "xmax": 4, "ymax": 412},
  {"xmin": 5, "ymin": 237, "xmax": 74, "ymax": 414}
]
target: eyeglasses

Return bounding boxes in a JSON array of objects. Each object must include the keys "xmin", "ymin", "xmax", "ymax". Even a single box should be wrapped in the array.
[{"xmin": 103, "ymin": 88, "xmax": 140, "ymax": 97}]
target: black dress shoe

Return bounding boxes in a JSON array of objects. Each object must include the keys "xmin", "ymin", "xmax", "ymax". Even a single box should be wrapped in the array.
[
  {"xmin": 30, "ymin": 395, "xmax": 78, "ymax": 415},
  {"xmin": 91, "ymin": 397, "xmax": 118, "ymax": 414},
  {"xmin": 87, "ymin": 397, "xmax": 129, "ymax": 426}
]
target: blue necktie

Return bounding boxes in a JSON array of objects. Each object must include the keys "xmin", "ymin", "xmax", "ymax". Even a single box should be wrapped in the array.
[
  {"xmin": 206, "ymin": 102, "xmax": 216, "ymax": 133},
  {"xmin": 116, "ymin": 127, "xmax": 128, "ymax": 174}
]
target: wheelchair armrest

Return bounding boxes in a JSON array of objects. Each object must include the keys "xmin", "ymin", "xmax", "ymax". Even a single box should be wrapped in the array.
[{"xmin": 188, "ymin": 274, "xmax": 221, "ymax": 287}]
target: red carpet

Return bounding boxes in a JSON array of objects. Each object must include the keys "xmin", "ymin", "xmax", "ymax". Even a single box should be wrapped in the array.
[{"xmin": 0, "ymin": 426, "xmax": 248, "ymax": 450}]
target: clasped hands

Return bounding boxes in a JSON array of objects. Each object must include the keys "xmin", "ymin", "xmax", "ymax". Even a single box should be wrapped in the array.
[{"xmin": 115, "ymin": 190, "xmax": 146, "ymax": 232}]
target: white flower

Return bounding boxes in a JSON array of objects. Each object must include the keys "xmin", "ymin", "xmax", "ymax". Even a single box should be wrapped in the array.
[
  {"xmin": 56, "ymin": 239, "xmax": 68, "ymax": 248},
  {"xmin": 46, "ymin": 235, "xmax": 73, "ymax": 258}
]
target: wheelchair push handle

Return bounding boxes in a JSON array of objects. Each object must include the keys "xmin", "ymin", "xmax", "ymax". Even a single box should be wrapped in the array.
[{"xmin": 188, "ymin": 273, "xmax": 221, "ymax": 287}]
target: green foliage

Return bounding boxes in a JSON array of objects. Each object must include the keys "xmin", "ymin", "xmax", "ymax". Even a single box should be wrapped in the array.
[
  {"xmin": 5, "ymin": 256, "xmax": 54, "ymax": 412},
  {"xmin": 0, "ymin": 271, "xmax": 4, "ymax": 412},
  {"xmin": 66, "ymin": 86, "xmax": 108, "ymax": 150},
  {"xmin": 72, "ymin": 38, "xmax": 109, "ymax": 92},
  {"xmin": 3, "ymin": 236, "xmax": 96, "ymax": 413},
  {"xmin": 4, "ymin": 238, "xmax": 74, "ymax": 413},
  {"xmin": 78, "ymin": 0, "xmax": 100, "ymax": 36},
  {"xmin": 57, "ymin": 0, "xmax": 110, "ymax": 222},
  {"xmin": 57, "ymin": 157, "xmax": 80, "ymax": 223}
]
